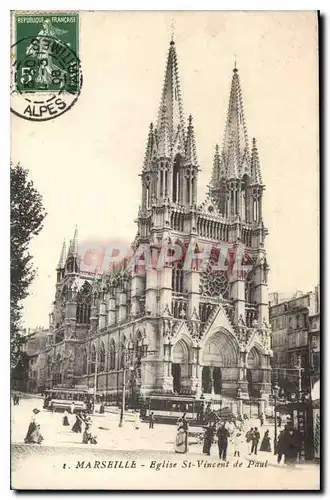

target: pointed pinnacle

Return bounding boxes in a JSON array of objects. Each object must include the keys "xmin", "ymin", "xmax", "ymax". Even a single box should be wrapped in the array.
[
  {"xmin": 251, "ymin": 137, "xmax": 262, "ymax": 184},
  {"xmin": 143, "ymin": 122, "xmax": 155, "ymax": 169},
  {"xmin": 70, "ymin": 225, "xmax": 79, "ymax": 256},
  {"xmin": 184, "ymin": 114, "xmax": 198, "ymax": 166},
  {"xmin": 157, "ymin": 39, "xmax": 186, "ymax": 154},
  {"xmin": 57, "ymin": 240, "xmax": 66, "ymax": 269}
]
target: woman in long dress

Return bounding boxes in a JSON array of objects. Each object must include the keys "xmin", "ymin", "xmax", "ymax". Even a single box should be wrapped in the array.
[
  {"xmin": 175, "ymin": 421, "xmax": 188, "ymax": 454},
  {"xmin": 24, "ymin": 409, "xmax": 44, "ymax": 444},
  {"xmin": 72, "ymin": 413, "xmax": 83, "ymax": 433},
  {"xmin": 62, "ymin": 410, "xmax": 70, "ymax": 427},
  {"xmin": 82, "ymin": 417, "xmax": 97, "ymax": 444},
  {"xmin": 260, "ymin": 430, "xmax": 272, "ymax": 452},
  {"xmin": 134, "ymin": 411, "xmax": 140, "ymax": 430}
]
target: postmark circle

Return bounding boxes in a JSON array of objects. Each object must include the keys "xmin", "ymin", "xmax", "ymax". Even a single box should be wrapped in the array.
[{"xmin": 11, "ymin": 35, "xmax": 82, "ymax": 122}]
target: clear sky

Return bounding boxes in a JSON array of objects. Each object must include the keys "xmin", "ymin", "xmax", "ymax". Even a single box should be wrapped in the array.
[{"xmin": 11, "ymin": 11, "xmax": 319, "ymax": 329}]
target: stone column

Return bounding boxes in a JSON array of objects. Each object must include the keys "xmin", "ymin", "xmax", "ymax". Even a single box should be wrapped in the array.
[
  {"xmin": 98, "ymin": 301, "xmax": 106, "ymax": 329},
  {"xmin": 108, "ymin": 292, "xmax": 116, "ymax": 326},
  {"xmin": 238, "ymin": 350, "xmax": 249, "ymax": 398},
  {"xmin": 145, "ymin": 267, "xmax": 157, "ymax": 316},
  {"xmin": 255, "ymin": 251, "xmax": 269, "ymax": 327},
  {"xmin": 131, "ymin": 274, "xmax": 145, "ymax": 316},
  {"xmin": 159, "ymin": 265, "xmax": 172, "ymax": 316},
  {"xmin": 118, "ymin": 290, "xmax": 127, "ymax": 323}
]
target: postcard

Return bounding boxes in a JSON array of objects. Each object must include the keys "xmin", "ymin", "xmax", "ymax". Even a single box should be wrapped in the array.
[{"xmin": 10, "ymin": 10, "xmax": 320, "ymax": 490}]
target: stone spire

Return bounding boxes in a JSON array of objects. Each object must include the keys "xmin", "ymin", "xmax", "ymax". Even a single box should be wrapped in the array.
[
  {"xmin": 211, "ymin": 144, "xmax": 221, "ymax": 185},
  {"xmin": 157, "ymin": 40, "xmax": 186, "ymax": 151},
  {"xmin": 57, "ymin": 240, "xmax": 66, "ymax": 269},
  {"xmin": 68, "ymin": 226, "xmax": 79, "ymax": 256},
  {"xmin": 184, "ymin": 115, "xmax": 198, "ymax": 166},
  {"xmin": 222, "ymin": 66, "xmax": 249, "ymax": 170},
  {"xmin": 251, "ymin": 137, "xmax": 263, "ymax": 184},
  {"xmin": 143, "ymin": 123, "xmax": 156, "ymax": 169}
]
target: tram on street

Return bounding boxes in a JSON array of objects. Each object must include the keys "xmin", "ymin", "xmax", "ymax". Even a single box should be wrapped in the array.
[
  {"xmin": 145, "ymin": 395, "xmax": 205, "ymax": 424},
  {"xmin": 43, "ymin": 387, "xmax": 102, "ymax": 413}
]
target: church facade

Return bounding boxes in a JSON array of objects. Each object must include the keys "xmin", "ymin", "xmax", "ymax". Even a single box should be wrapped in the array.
[{"xmin": 47, "ymin": 40, "xmax": 272, "ymax": 403}]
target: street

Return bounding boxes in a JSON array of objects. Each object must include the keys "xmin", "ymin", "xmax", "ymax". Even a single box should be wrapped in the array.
[{"xmin": 11, "ymin": 396, "xmax": 320, "ymax": 490}]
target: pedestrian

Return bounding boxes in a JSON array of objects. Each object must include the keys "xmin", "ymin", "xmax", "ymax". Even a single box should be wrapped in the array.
[
  {"xmin": 62, "ymin": 410, "xmax": 70, "ymax": 427},
  {"xmin": 24, "ymin": 409, "xmax": 44, "ymax": 444},
  {"xmin": 259, "ymin": 413, "xmax": 264, "ymax": 427},
  {"xmin": 260, "ymin": 429, "xmax": 271, "ymax": 452},
  {"xmin": 149, "ymin": 411, "xmax": 155, "ymax": 429},
  {"xmin": 202, "ymin": 422, "xmax": 214, "ymax": 455},
  {"xmin": 278, "ymin": 415, "xmax": 282, "ymax": 428},
  {"xmin": 175, "ymin": 420, "xmax": 189, "ymax": 454},
  {"xmin": 246, "ymin": 427, "xmax": 254, "ymax": 445},
  {"xmin": 82, "ymin": 417, "xmax": 97, "ymax": 444},
  {"xmin": 134, "ymin": 410, "xmax": 140, "ymax": 430},
  {"xmin": 72, "ymin": 412, "xmax": 83, "ymax": 433},
  {"xmin": 70, "ymin": 401, "xmax": 75, "ymax": 415},
  {"xmin": 217, "ymin": 422, "xmax": 230, "ymax": 461},
  {"xmin": 233, "ymin": 425, "xmax": 242, "ymax": 457},
  {"xmin": 197, "ymin": 402, "xmax": 205, "ymax": 423},
  {"xmin": 250, "ymin": 427, "xmax": 260, "ymax": 455},
  {"xmin": 99, "ymin": 403, "xmax": 105, "ymax": 414},
  {"xmin": 277, "ymin": 425, "xmax": 288, "ymax": 463},
  {"xmin": 284, "ymin": 426, "xmax": 301, "ymax": 467}
]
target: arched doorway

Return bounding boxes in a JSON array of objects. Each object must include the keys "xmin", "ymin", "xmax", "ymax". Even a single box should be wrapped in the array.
[
  {"xmin": 213, "ymin": 367, "xmax": 222, "ymax": 395},
  {"xmin": 172, "ymin": 339, "xmax": 191, "ymax": 394},
  {"xmin": 202, "ymin": 366, "xmax": 212, "ymax": 393},
  {"xmin": 201, "ymin": 330, "xmax": 238, "ymax": 397},
  {"xmin": 172, "ymin": 363, "xmax": 181, "ymax": 393}
]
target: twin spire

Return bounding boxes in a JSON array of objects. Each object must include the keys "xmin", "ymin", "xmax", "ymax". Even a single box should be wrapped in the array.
[
  {"xmin": 143, "ymin": 40, "xmax": 199, "ymax": 168},
  {"xmin": 210, "ymin": 66, "xmax": 263, "ymax": 186},
  {"xmin": 57, "ymin": 225, "xmax": 79, "ymax": 270},
  {"xmin": 143, "ymin": 40, "xmax": 263, "ymax": 187}
]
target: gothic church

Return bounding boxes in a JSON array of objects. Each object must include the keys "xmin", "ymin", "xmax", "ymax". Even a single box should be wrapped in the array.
[{"xmin": 48, "ymin": 39, "xmax": 272, "ymax": 403}]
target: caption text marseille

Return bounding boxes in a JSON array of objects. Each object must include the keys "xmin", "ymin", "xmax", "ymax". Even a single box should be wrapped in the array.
[{"xmin": 74, "ymin": 459, "xmax": 268, "ymax": 470}]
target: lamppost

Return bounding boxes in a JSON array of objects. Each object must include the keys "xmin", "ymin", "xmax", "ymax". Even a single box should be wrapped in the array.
[
  {"xmin": 119, "ymin": 340, "xmax": 134, "ymax": 427},
  {"xmin": 118, "ymin": 338, "xmax": 156, "ymax": 427},
  {"xmin": 93, "ymin": 337, "xmax": 99, "ymax": 412},
  {"xmin": 237, "ymin": 387, "xmax": 242, "ymax": 416},
  {"xmin": 272, "ymin": 383, "xmax": 280, "ymax": 455}
]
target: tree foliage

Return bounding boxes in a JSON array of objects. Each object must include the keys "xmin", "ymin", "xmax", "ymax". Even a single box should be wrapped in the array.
[{"xmin": 11, "ymin": 162, "xmax": 47, "ymax": 371}]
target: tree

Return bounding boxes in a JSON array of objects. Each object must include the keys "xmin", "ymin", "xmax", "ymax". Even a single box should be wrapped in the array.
[{"xmin": 11, "ymin": 162, "xmax": 47, "ymax": 371}]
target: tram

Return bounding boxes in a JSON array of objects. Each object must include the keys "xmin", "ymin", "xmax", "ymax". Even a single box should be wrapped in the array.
[
  {"xmin": 43, "ymin": 387, "xmax": 102, "ymax": 413},
  {"xmin": 145, "ymin": 395, "xmax": 205, "ymax": 424}
]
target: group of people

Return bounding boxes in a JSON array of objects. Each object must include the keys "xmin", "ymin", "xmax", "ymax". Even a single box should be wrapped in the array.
[
  {"xmin": 203, "ymin": 421, "xmax": 231, "ymax": 460},
  {"xmin": 246, "ymin": 427, "xmax": 269, "ymax": 454},
  {"xmin": 63, "ymin": 410, "xmax": 98, "ymax": 444}
]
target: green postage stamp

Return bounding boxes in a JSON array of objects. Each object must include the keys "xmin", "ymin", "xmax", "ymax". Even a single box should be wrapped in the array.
[{"xmin": 11, "ymin": 12, "xmax": 81, "ymax": 121}]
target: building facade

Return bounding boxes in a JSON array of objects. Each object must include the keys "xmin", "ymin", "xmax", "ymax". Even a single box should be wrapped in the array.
[
  {"xmin": 308, "ymin": 284, "xmax": 320, "ymax": 387},
  {"xmin": 44, "ymin": 40, "xmax": 272, "ymax": 403},
  {"xmin": 270, "ymin": 285, "xmax": 320, "ymax": 397},
  {"xmin": 20, "ymin": 327, "xmax": 52, "ymax": 392}
]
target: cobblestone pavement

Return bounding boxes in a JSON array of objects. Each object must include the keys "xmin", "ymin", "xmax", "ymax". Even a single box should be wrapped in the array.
[{"xmin": 11, "ymin": 396, "xmax": 320, "ymax": 490}]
